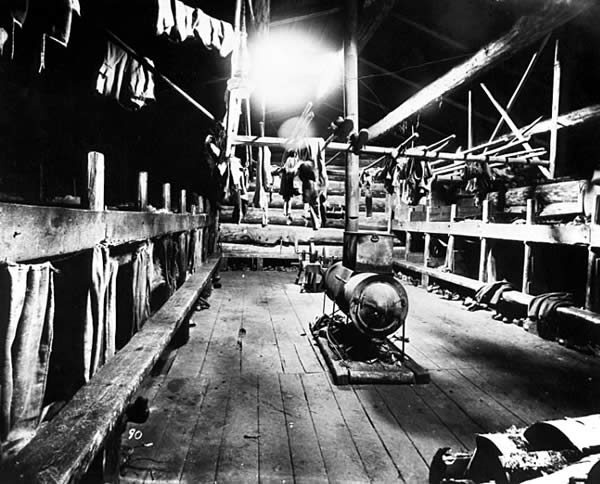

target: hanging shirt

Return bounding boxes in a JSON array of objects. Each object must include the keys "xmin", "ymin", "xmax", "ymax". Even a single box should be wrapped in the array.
[
  {"xmin": 156, "ymin": 0, "xmax": 234, "ymax": 57},
  {"xmin": 46, "ymin": 0, "xmax": 80, "ymax": 47},
  {"xmin": 96, "ymin": 41, "xmax": 155, "ymax": 111}
]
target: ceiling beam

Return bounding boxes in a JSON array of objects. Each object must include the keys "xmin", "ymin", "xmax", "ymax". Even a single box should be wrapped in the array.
[{"xmin": 367, "ymin": 1, "xmax": 593, "ymax": 141}]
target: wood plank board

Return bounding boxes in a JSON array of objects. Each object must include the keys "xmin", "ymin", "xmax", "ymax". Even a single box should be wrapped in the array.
[
  {"xmin": 180, "ymin": 379, "xmax": 232, "ymax": 482},
  {"xmin": 279, "ymin": 373, "xmax": 328, "ymax": 483},
  {"xmin": 257, "ymin": 375, "xmax": 294, "ymax": 484},
  {"xmin": 301, "ymin": 373, "xmax": 370, "ymax": 482},
  {"xmin": 353, "ymin": 386, "xmax": 430, "ymax": 483},
  {"xmin": 328, "ymin": 383, "xmax": 403, "ymax": 483},
  {"xmin": 215, "ymin": 374, "xmax": 260, "ymax": 483},
  {"xmin": 0, "ymin": 202, "xmax": 208, "ymax": 263}
]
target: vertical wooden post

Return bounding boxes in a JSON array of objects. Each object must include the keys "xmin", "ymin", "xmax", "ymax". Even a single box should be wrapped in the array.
[
  {"xmin": 549, "ymin": 39, "xmax": 561, "ymax": 179},
  {"xmin": 343, "ymin": 0, "xmax": 360, "ymax": 260},
  {"xmin": 478, "ymin": 200, "xmax": 490, "ymax": 282},
  {"xmin": 137, "ymin": 172, "xmax": 148, "ymax": 210},
  {"xmin": 180, "ymin": 189, "xmax": 187, "ymax": 214},
  {"xmin": 522, "ymin": 199, "xmax": 535, "ymax": 294},
  {"xmin": 87, "ymin": 151, "xmax": 105, "ymax": 211},
  {"xmin": 468, "ymin": 90, "xmax": 473, "ymax": 149},
  {"xmin": 585, "ymin": 195, "xmax": 600, "ymax": 310},
  {"xmin": 404, "ymin": 232, "xmax": 412, "ymax": 261},
  {"xmin": 423, "ymin": 206, "xmax": 431, "ymax": 268},
  {"xmin": 422, "ymin": 205, "xmax": 432, "ymax": 287},
  {"xmin": 445, "ymin": 204, "xmax": 457, "ymax": 271},
  {"xmin": 199, "ymin": 196, "xmax": 206, "ymax": 213},
  {"xmin": 162, "ymin": 183, "xmax": 171, "ymax": 211}
]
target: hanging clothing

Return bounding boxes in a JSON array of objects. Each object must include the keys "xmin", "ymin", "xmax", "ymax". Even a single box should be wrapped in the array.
[
  {"xmin": 157, "ymin": 0, "xmax": 234, "ymax": 57},
  {"xmin": 296, "ymin": 138, "xmax": 329, "ymax": 229},
  {"xmin": 83, "ymin": 244, "xmax": 118, "ymax": 383},
  {"xmin": 131, "ymin": 242, "xmax": 153, "ymax": 337},
  {"xmin": 0, "ymin": 262, "xmax": 54, "ymax": 462},
  {"xmin": 96, "ymin": 41, "xmax": 155, "ymax": 111},
  {"xmin": 280, "ymin": 155, "xmax": 299, "ymax": 202},
  {"xmin": 360, "ymin": 169, "xmax": 374, "ymax": 218},
  {"xmin": 45, "ymin": 0, "xmax": 80, "ymax": 47}
]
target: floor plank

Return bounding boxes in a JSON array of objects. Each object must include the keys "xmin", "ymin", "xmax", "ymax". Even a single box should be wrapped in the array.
[
  {"xmin": 258, "ymin": 374, "xmax": 295, "ymax": 484},
  {"xmin": 180, "ymin": 379, "xmax": 231, "ymax": 483},
  {"xmin": 279, "ymin": 373, "xmax": 328, "ymax": 483},
  {"xmin": 353, "ymin": 386, "xmax": 429, "ymax": 483},
  {"xmin": 301, "ymin": 373, "xmax": 370, "ymax": 483},
  {"xmin": 328, "ymin": 382, "xmax": 402, "ymax": 483},
  {"xmin": 215, "ymin": 374, "xmax": 260, "ymax": 483}
]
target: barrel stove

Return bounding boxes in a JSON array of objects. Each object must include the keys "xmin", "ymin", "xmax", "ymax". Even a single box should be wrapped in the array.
[{"xmin": 323, "ymin": 261, "xmax": 409, "ymax": 338}]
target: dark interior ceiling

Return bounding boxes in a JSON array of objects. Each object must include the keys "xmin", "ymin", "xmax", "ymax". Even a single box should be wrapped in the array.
[{"xmin": 1, "ymin": 0, "xmax": 600, "ymax": 205}]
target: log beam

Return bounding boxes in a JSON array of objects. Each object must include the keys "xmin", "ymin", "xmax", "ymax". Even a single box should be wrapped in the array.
[
  {"xmin": 367, "ymin": 1, "xmax": 592, "ymax": 141},
  {"xmin": 357, "ymin": 0, "xmax": 397, "ymax": 52}
]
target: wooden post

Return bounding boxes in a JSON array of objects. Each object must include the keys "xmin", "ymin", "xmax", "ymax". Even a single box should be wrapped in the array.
[
  {"xmin": 422, "ymin": 205, "xmax": 432, "ymax": 287},
  {"xmin": 87, "ymin": 151, "xmax": 105, "ymax": 211},
  {"xmin": 478, "ymin": 200, "xmax": 490, "ymax": 282},
  {"xmin": 405, "ymin": 232, "xmax": 412, "ymax": 261},
  {"xmin": 199, "ymin": 196, "xmax": 206, "ymax": 213},
  {"xmin": 522, "ymin": 199, "xmax": 535, "ymax": 293},
  {"xmin": 162, "ymin": 183, "xmax": 171, "ymax": 211},
  {"xmin": 445, "ymin": 204, "xmax": 457, "ymax": 271},
  {"xmin": 137, "ymin": 171, "xmax": 148, "ymax": 210},
  {"xmin": 180, "ymin": 189, "xmax": 187, "ymax": 214},
  {"xmin": 344, "ymin": 0, "xmax": 359, "ymax": 236},
  {"xmin": 549, "ymin": 39, "xmax": 561, "ymax": 179},
  {"xmin": 585, "ymin": 195, "xmax": 600, "ymax": 310},
  {"xmin": 468, "ymin": 90, "xmax": 473, "ymax": 149}
]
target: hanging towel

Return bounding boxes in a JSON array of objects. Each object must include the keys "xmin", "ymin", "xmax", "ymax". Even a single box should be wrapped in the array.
[
  {"xmin": 96, "ymin": 41, "xmax": 155, "ymax": 111},
  {"xmin": 0, "ymin": 262, "xmax": 54, "ymax": 462},
  {"xmin": 83, "ymin": 244, "xmax": 118, "ymax": 383}
]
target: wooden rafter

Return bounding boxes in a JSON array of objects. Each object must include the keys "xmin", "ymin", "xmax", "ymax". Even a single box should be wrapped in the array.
[
  {"xmin": 367, "ymin": 1, "xmax": 593, "ymax": 141},
  {"xmin": 357, "ymin": 0, "xmax": 397, "ymax": 52}
]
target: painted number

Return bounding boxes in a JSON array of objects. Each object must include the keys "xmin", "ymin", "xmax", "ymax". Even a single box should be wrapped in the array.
[{"xmin": 128, "ymin": 429, "xmax": 143, "ymax": 440}]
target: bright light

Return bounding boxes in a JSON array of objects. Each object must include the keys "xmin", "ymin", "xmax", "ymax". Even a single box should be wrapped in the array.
[{"xmin": 250, "ymin": 31, "xmax": 343, "ymax": 109}]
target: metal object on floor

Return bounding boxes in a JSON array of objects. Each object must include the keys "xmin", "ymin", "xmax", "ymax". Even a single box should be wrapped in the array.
[{"xmin": 314, "ymin": 261, "xmax": 429, "ymax": 385}]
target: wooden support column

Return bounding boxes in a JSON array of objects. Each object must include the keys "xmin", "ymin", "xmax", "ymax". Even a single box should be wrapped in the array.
[
  {"xmin": 405, "ymin": 232, "xmax": 412, "ymax": 262},
  {"xmin": 585, "ymin": 195, "xmax": 600, "ymax": 311},
  {"xmin": 180, "ymin": 189, "xmax": 187, "ymax": 214},
  {"xmin": 343, "ymin": 0, "xmax": 360, "ymax": 261},
  {"xmin": 445, "ymin": 204, "xmax": 458, "ymax": 271},
  {"xmin": 137, "ymin": 172, "xmax": 148, "ymax": 210},
  {"xmin": 522, "ymin": 199, "xmax": 535, "ymax": 294},
  {"xmin": 549, "ymin": 39, "xmax": 561, "ymax": 178},
  {"xmin": 162, "ymin": 183, "xmax": 171, "ymax": 211},
  {"xmin": 367, "ymin": 1, "xmax": 592, "ymax": 141},
  {"xmin": 422, "ymin": 205, "xmax": 432, "ymax": 288},
  {"xmin": 478, "ymin": 200, "xmax": 490, "ymax": 282},
  {"xmin": 86, "ymin": 152, "xmax": 105, "ymax": 211}
]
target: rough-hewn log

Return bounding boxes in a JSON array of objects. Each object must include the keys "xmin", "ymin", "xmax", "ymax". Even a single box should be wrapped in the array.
[
  {"xmin": 529, "ymin": 104, "xmax": 600, "ymax": 136},
  {"xmin": 220, "ymin": 223, "xmax": 344, "ymax": 246},
  {"xmin": 487, "ymin": 179, "xmax": 582, "ymax": 210},
  {"xmin": 367, "ymin": 1, "xmax": 592, "ymax": 141},
  {"xmin": 220, "ymin": 206, "xmax": 389, "ymax": 231}
]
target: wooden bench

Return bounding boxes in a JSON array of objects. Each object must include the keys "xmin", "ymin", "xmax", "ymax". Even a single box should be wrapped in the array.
[{"xmin": 6, "ymin": 255, "xmax": 221, "ymax": 484}]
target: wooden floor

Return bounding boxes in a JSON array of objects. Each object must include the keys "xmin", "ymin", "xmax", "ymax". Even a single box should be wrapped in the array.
[{"xmin": 119, "ymin": 270, "xmax": 600, "ymax": 483}]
